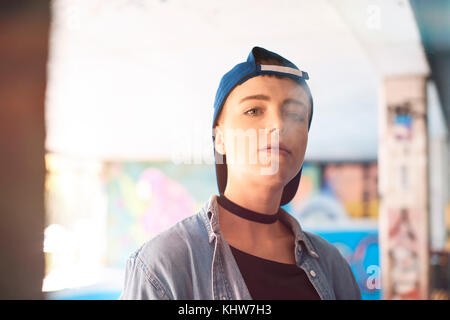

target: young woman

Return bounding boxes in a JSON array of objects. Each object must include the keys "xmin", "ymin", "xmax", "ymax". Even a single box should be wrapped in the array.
[{"xmin": 120, "ymin": 47, "xmax": 361, "ymax": 300}]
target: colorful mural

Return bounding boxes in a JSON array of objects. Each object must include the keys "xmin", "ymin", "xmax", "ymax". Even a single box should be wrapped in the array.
[
  {"xmin": 103, "ymin": 162, "xmax": 217, "ymax": 268},
  {"xmin": 45, "ymin": 153, "xmax": 382, "ymax": 298},
  {"xmin": 286, "ymin": 162, "xmax": 381, "ymax": 299},
  {"xmin": 103, "ymin": 160, "xmax": 382, "ymax": 297},
  {"xmin": 313, "ymin": 230, "xmax": 380, "ymax": 300},
  {"xmin": 289, "ymin": 162, "xmax": 379, "ymax": 219}
]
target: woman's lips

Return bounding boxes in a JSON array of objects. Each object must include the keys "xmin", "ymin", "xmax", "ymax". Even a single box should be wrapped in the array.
[{"xmin": 259, "ymin": 144, "xmax": 291, "ymax": 156}]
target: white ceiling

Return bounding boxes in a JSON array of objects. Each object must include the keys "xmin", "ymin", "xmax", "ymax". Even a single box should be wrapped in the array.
[{"xmin": 45, "ymin": 0, "xmax": 429, "ymax": 162}]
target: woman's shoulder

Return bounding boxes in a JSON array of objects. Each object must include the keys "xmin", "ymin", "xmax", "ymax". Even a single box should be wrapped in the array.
[
  {"xmin": 121, "ymin": 208, "xmax": 214, "ymax": 299},
  {"xmin": 302, "ymin": 231, "xmax": 341, "ymax": 256}
]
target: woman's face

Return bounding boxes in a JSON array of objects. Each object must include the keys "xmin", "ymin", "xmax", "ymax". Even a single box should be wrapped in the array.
[{"xmin": 214, "ymin": 75, "xmax": 310, "ymax": 189}]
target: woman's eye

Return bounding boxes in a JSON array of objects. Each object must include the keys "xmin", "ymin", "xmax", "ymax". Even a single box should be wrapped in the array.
[
  {"xmin": 287, "ymin": 112, "xmax": 305, "ymax": 121},
  {"xmin": 244, "ymin": 108, "xmax": 261, "ymax": 116}
]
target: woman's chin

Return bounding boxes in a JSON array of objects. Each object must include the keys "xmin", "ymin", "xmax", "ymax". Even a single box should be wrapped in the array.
[{"xmin": 254, "ymin": 168, "xmax": 293, "ymax": 185}]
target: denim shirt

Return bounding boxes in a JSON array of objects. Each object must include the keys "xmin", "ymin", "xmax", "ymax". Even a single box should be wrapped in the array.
[{"xmin": 119, "ymin": 194, "xmax": 362, "ymax": 300}]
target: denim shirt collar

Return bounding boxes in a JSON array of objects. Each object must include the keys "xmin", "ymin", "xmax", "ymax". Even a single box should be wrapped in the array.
[{"xmin": 200, "ymin": 194, "xmax": 320, "ymax": 259}]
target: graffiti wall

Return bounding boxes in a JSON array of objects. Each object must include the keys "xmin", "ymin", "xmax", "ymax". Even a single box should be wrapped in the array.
[
  {"xmin": 45, "ymin": 154, "xmax": 381, "ymax": 298},
  {"xmin": 288, "ymin": 162, "xmax": 379, "ymax": 219},
  {"xmin": 285, "ymin": 162, "xmax": 381, "ymax": 299},
  {"xmin": 104, "ymin": 162, "xmax": 217, "ymax": 268}
]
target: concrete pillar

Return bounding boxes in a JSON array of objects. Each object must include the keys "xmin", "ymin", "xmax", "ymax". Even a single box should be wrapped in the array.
[
  {"xmin": 0, "ymin": 2, "xmax": 49, "ymax": 298},
  {"xmin": 378, "ymin": 75, "xmax": 429, "ymax": 299}
]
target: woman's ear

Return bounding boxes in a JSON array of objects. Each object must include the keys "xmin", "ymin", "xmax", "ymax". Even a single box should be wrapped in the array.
[{"xmin": 214, "ymin": 126, "xmax": 226, "ymax": 155}]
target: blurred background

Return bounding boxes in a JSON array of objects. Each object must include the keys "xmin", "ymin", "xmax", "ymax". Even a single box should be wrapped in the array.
[{"xmin": 0, "ymin": 0, "xmax": 449, "ymax": 300}]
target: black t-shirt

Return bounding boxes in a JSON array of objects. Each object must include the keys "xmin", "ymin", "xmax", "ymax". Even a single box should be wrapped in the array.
[{"xmin": 229, "ymin": 245, "xmax": 321, "ymax": 300}]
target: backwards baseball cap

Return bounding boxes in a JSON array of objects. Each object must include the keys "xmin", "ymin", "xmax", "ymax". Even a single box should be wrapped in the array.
[{"xmin": 212, "ymin": 46, "xmax": 313, "ymax": 206}]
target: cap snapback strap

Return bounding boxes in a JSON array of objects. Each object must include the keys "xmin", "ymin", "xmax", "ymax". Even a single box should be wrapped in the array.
[{"xmin": 258, "ymin": 64, "xmax": 309, "ymax": 80}]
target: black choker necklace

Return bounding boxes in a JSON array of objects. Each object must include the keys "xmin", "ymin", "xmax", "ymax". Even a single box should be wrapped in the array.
[{"xmin": 217, "ymin": 194, "xmax": 280, "ymax": 224}]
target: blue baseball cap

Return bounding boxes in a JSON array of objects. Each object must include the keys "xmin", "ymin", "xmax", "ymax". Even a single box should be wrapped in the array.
[{"xmin": 212, "ymin": 46, "xmax": 313, "ymax": 206}]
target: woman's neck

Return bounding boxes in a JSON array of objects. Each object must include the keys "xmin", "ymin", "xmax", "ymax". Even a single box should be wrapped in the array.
[
  {"xmin": 223, "ymin": 181, "xmax": 283, "ymax": 215},
  {"xmin": 217, "ymin": 180, "xmax": 287, "ymax": 245}
]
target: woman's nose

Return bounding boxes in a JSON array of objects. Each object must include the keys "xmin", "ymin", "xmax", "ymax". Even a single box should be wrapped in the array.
[{"xmin": 267, "ymin": 113, "xmax": 286, "ymax": 136}]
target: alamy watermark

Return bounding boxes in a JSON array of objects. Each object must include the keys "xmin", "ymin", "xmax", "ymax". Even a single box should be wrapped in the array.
[
  {"xmin": 366, "ymin": 265, "xmax": 381, "ymax": 290},
  {"xmin": 171, "ymin": 127, "xmax": 285, "ymax": 176}
]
